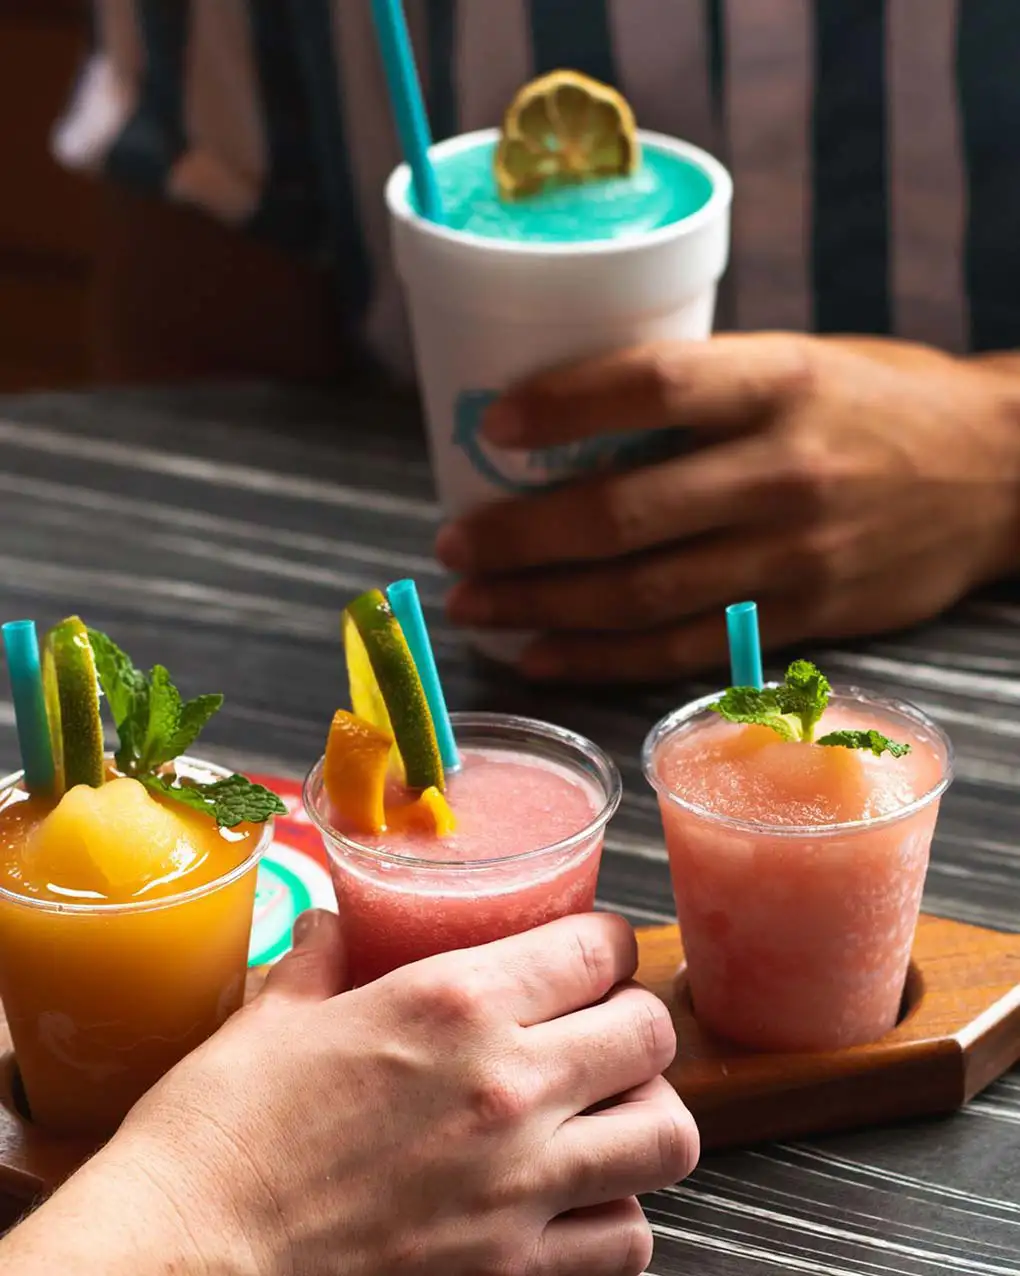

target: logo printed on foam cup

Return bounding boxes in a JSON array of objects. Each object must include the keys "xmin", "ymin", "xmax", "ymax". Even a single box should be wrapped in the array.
[{"xmin": 453, "ymin": 388, "xmax": 692, "ymax": 494}]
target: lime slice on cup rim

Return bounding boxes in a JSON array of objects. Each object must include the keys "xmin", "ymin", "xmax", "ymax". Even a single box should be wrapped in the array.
[
  {"xmin": 343, "ymin": 590, "xmax": 445, "ymax": 793},
  {"xmin": 42, "ymin": 615, "xmax": 105, "ymax": 796}
]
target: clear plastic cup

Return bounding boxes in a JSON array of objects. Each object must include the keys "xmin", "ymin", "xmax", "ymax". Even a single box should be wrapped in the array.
[
  {"xmin": 643, "ymin": 689, "xmax": 954, "ymax": 1052},
  {"xmin": 0, "ymin": 758, "xmax": 272, "ymax": 1136},
  {"xmin": 304, "ymin": 712, "xmax": 621, "ymax": 986}
]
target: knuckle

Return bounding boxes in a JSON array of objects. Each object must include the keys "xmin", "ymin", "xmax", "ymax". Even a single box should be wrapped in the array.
[
  {"xmin": 591, "ymin": 484, "xmax": 649, "ymax": 555},
  {"xmin": 644, "ymin": 346, "xmax": 687, "ymax": 412},
  {"xmin": 634, "ymin": 993, "xmax": 677, "ymax": 1065},
  {"xmin": 465, "ymin": 1063, "xmax": 536, "ymax": 1132},
  {"xmin": 771, "ymin": 333, "xmax": 819, "ymax": 400},
  {"xmin": 409, "ymin": 964, "xmax": 491, "ymax": 1030},
  {"xmin": 569, "ymin": 927, "xmax": 615, "ymax": 996},
  {"xmin": 776, "ymin": 431, "xmax": 836, "ymax": 513},
  {"xmin": 620, "ymin": 1214, "xmax": 655, "ymax": 1276},
  {"xmin": 656, "ymin": 1103, "xmax": 701, "ymax": 1184}
]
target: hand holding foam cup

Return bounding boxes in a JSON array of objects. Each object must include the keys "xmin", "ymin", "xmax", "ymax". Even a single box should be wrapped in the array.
[{"xmin": 384, "ymin": 71, "xmax": 732, "ymax": 662}]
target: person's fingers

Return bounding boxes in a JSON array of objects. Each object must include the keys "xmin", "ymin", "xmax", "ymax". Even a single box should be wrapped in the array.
[
  {"xmin": 585, "ymin": 1075, "xmax": 676, "ymax": 1116},
  {"xmin": 483, "ymin": 333, "xmax": 816, "ymax": 447},
  {"xmin": 432, "ymin": 912, "xmax": 638, "ymax": 1027},
  {"xmin": 530, "ymin": 1198, "xmax": 653, "ymax": 1276},
  {"xmin": 446, "ymin": 531, "xmax": 801, "ymax": 633},
  {"xmin": 518, "ymin": 594, "xmax": 809, "ymax": 683},
  {"xmin": 537, "ymin": 983, "xmax": 676, "ymax": 1113},
  {"xmin": 436, "ymin": 433, "xmax": 785, "ymax": 576},
  {"xmin": 259, "ymin": 909, "xmax": 346, "ymax": 1003},
  {"xmin": 550, "ymin": 1077, "xmax": 699, "ymax": 1211}
]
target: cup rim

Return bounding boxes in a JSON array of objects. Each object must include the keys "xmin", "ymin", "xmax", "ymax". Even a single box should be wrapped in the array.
[
  {"xmin": 385, "ymin": 127, "xmax": 733, "ymax": 258},
  {"xmin": 641, "ymin": 685, "xmax": 955, "ymax": 838},
  {"xmin": 303, "ymin": 710, "xmax": 622, "ymax": 871},
  {"xmin": 0, "ymin": 755, "xmax": 274, "ymax": 915}
]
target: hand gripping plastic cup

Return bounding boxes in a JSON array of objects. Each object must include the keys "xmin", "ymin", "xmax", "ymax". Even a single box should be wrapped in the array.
[
  {"xmin": 642, "ymin": 688, "xmax": 954, "ymax": 1053},
  {"xmin": 386, "ymin": 128, "xmax": 732, "ymax": 661}
]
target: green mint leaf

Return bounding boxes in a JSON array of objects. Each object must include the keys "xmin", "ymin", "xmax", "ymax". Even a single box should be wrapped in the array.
[
  {"xmin": 165, "ymin": 693, "xmax": 224, "ymax": 760},
  {"xmin": 87, "ymin": 627, "xmax": 150, "ymax": 772},
  {"xmin": 143, "ymin": 772, "xmax": 287, "ymax": 828},
  {"xmin": 817, "ymin": 729, "xmax": 912, "ymax": 758},
  {"xmin": 87, "ymin": 628, "xmax": 230, "ymax": 785},
  {"xmin": 140, "ymin": 665, "xmax": 183, "ymax": 771},
  {"xmin": 775, "ymin": 659, "xmax": 831, "ymax": 742},
  {"xmin": 709, "ymin": 686, "xmax": 799, "ymax": 742}
]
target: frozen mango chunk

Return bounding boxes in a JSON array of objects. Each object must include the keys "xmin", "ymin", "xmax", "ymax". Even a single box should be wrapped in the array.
[{"xmin": 24, "ymin": 777, "xmax": 203, "ymax": 900}]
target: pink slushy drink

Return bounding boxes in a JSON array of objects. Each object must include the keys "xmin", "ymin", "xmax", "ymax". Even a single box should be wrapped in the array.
[
  {"xmin": 643, "ymin": 665, "xmax": 953, "ymax": 1053},
  {"xmin": 305, "ymin": 712, "xmax": 621, "ymax": 986}
]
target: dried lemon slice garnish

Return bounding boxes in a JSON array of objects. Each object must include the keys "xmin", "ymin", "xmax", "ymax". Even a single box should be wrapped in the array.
[{"xmin": 495, "ymin": 69, "xmax": 638, "ymax": 201}]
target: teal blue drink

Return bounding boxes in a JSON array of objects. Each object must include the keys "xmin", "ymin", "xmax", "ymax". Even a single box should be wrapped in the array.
[{"xmin": 411, "ymin": 138, "xmax": 714, "ymax": 243}]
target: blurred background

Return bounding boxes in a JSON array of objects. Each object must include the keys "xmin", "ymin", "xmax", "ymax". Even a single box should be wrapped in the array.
[{"xmin": 0, "ymin": 4, "xmax": 95, "ymax": 392}]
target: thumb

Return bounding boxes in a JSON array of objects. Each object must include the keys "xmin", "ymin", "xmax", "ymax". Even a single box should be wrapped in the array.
[
  {"xmin": 260, "ymin": 909, "xmax": 347, "ymax": 1003},
  {"xmin": 482, "ymin": 333, "xmax": 812, "ymax": 447}
]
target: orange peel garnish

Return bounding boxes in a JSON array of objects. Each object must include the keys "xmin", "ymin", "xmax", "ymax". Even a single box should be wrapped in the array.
[
  {"xmin": 323, "ymin": 709, "xmax": 393, "ymax": 835},
  {"xmin": 495, "ymin": 69, "xmax": 638, "ymax": 200},
  {"xmin": 388, "ymin": 785, "xmax": 457, "ymax": 838},
  {"xmin": 324, "ymin": 710, "xmax": 457, "ymax": 838}
]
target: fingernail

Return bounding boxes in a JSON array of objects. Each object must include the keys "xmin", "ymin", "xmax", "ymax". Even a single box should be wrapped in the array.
[
  {"xmin": 482, "ymin": 400, "xmax": 526, "ymax": 446},
  {"xmin": 292, "ymin": 909, "xmax": 326, "ymax": 947},
  {"xmin": 520, "ymin": 647, "xmax": 564, "ymax": 680},
  {"xmin": 435, "ymin": 523, "xmax": 471, "ymax": 572},
  {"xmin": 445, "ymin": 584, "xmax": 493, "ymax": 626}
]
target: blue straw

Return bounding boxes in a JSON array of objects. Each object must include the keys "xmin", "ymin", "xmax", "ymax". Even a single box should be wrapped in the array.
[
  {"xmin": 2, "ymin": 620, "xmax": 55, "ymax": 793},
  {"xmin": 387, "ymin": 579, "xmax": 460, "ymax": 773},
  {"xmin": 370, "ymin": 0, "xmax": 445, "ymax": 223},
  {"xmin": 726, "ymin": 601, "xmax": 764, "ymax": 689}
]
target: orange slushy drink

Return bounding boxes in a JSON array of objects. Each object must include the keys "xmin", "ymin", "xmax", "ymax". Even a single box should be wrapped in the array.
[
  {"xmin": 643, "ymin": 661, "xmax": 952, "ymax": 1053},
  {"xmin": 0, "ymin": 617, "xmax": 283, "ymax": 1136}
]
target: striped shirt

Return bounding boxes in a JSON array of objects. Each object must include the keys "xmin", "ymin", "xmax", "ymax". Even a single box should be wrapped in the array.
[{"xmin": 54, "ymin": 1, "xmax": 1020, "ymax": 378}]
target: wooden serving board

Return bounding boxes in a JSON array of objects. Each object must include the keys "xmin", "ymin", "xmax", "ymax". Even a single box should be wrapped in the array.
[
  {"xmin": 2, "ymin": 913, "xmax": 1020, "ymax": 1213},
  {"xmin": 637, "ymin": 913, "xmax": 1020, "ymax": 1149}
]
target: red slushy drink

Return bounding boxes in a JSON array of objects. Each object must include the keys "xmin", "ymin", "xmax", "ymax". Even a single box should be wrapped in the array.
[{"xmin": 306, "ymin": 712, "xmax": 620, "ymax": 986}]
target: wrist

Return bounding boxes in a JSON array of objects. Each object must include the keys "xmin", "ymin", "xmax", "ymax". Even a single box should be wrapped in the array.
[{"xmin": 0, "ymin": 1133, "xmax": 263, "ymax": 1276}]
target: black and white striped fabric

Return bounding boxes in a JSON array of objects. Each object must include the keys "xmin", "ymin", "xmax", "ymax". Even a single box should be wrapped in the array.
[
  {"xmin": 56, "ymin": 2, "xmax": 1020, "ymax": 375},
  {"xmin": 1, "ymin": 383, "xmax": 1018, "ymax": 1273}
]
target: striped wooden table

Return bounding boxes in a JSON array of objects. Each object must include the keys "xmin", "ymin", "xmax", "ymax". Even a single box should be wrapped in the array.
[{"xmin": 1, "ymin": 383, "xmax": 1018, "ymax": 1273}]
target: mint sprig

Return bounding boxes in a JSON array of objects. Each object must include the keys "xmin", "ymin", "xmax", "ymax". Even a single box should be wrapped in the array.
[
  {"xmin": 88, "ymin": 627, "xmax": 285, "ymax": 826},
  {"xmin": 142, "ymin": 773, "xmax": 285, "ymax": 829},
  {"xmin": 816, "ymin": 728, "xmax": 912, "ymax": 758},
  {"xmin": 709, "ymin": 659, "xmax": 911, "ymax": 757}
]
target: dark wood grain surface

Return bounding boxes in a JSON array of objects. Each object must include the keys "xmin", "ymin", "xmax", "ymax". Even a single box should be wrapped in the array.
[{"xmin": 1, "ymin": 383, "xmax": 1018, "ymax": 1273}]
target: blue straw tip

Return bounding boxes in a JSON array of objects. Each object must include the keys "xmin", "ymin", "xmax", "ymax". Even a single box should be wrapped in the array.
[
  {"xmin": 3, "ymin": 618, "xmax": 35, "ymax": 638},
  {"xmin": 726, "ymin": 601, "xmax": 758, "ymax": 619}
]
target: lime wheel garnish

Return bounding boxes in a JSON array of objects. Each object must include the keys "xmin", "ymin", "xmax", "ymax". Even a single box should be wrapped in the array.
[{"xmin": 495, "ymin": 69, "xmax": 638, "ymax": 200}]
